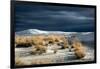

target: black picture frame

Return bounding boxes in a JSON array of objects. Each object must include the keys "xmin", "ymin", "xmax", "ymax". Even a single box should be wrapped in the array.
[{"xmin": 11, "ymin": 0, "xmax": 97, "ymax": 68}]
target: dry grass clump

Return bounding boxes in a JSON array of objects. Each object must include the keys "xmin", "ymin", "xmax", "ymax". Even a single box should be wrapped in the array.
[
  {"xmin": 72, "ymin": 40, "xmax": 86, "ymax": 59},
  {"xmin": 15, "ymin": 35, "xmax": 69, "ymax": 54},
  {"xmin": 31, "ymin": 45, "xmax": 47, "ymax": 55},
  {"xmin": 45, "ymin": 35, "xmax": 69, "ymax": 49},
  {"xmin": 31, "ymin": 35, "xmax": 47, "ymax": 54},
  {"xmin": 15, "ymin": 36, "xmax": 33, "ymax": 47}
]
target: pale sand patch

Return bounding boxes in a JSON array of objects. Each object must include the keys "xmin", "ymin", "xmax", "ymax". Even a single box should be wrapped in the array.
[{"xmin": 15, "ymin": 46, "xmax": 94, "ymax": 66}]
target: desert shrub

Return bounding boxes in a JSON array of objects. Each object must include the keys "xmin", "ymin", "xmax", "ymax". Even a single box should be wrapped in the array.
[
  {"xmin": 46, "ymin": 35, "xmax": 69, "ymax": 49},
  {"xmin": 35, "ymin": 45, "xmax": 47, "ymax": 54},
  {"xmin": 15, "ymin": 35, "xmax": 70, "ymax": 55},
  {"xmin": 74, "ymin": 49, "xmax": 85, "ymax": 59},
  {"xmin": 15, "ymin": 36, "xmax": 33, "ymax": 48},
  {"xmin": 72, "ymin": 41, "xmax": 86, "ymax": 59}
]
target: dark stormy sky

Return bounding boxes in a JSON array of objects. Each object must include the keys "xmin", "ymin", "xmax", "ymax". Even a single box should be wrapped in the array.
[{"xmin": 15, "ymin": 3, "xmax": 95, "ymax": 32}]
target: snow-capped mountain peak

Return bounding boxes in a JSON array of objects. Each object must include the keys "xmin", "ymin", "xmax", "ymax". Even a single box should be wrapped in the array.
[
  {"xmin": 28, "ymin": 29, "xmax": 48, "ymax": 34},
  {"xmin": 15, "ymin": 29, "xmax": 49, "ymax": 36},
  {"xmin": 15, "ymin": 29, "xmax": 93, "ymax": 38}
]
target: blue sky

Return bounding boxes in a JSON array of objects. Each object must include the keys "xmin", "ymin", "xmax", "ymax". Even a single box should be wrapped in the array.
[{"xmin": 15, "ymin": 3, "xmax": 95, "ymax": 32}]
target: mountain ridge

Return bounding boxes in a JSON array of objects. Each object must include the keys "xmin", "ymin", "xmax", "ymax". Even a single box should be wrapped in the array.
[{"xmin": 15, "ymin": 29, "xmax": 93, "ymax": 36}]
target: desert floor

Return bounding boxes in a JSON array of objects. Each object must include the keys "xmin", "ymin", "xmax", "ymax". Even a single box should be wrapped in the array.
[{"xmin": 15, "ymin": 45, "xmax": 94, "ymax": 66}]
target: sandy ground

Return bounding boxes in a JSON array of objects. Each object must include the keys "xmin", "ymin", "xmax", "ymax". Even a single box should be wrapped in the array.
[{"xmin": 15, "ymin": 45, "xmax": 94, "ymax": 66}]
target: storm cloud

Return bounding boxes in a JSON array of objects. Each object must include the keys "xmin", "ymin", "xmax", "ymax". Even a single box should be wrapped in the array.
[{"xmin": 15, "ymin": 3, "xmax": 95, "ymax": 32}]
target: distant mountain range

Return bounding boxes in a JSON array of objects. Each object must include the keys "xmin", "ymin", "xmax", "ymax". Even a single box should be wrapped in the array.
[
  {"xmin": 15, "ymin": 29, "xmax": 94, "ymax": 42},
  {"xmin": 15, "ymin": 29, "xmax": 77, "ymax": 36}
]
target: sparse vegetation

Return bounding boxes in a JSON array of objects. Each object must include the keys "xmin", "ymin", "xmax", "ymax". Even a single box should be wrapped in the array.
[
  {"xmin": 15, "ymin": 35, "xmax": 69, "ymax": 54},
  {"xmin": 15, "ymin": 34, "xmax": 87, "ymax": 66},
  {"xmin": 71, "ymin": 39, "xmax": 86, "ymax": 59}
]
